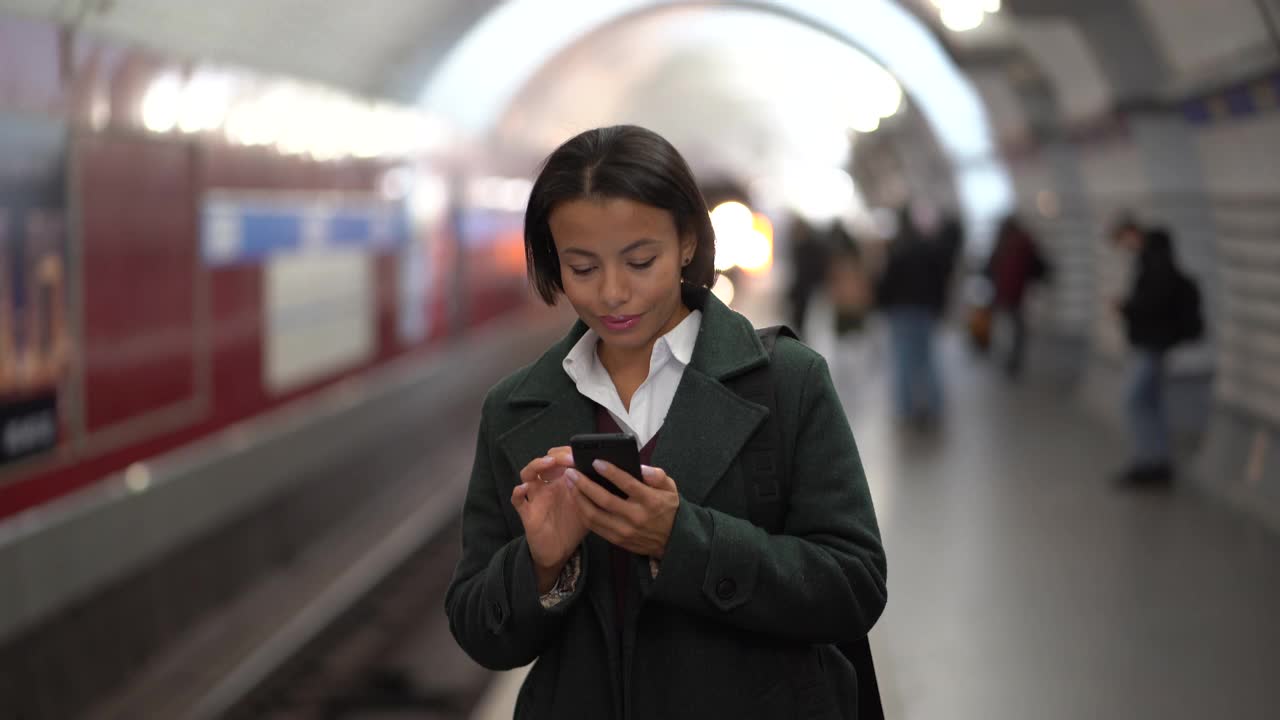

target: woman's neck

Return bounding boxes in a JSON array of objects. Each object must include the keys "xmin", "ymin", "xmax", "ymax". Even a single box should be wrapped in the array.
[
  {"xmin": 597, "ymin": 346, "xmax": 651, "ymax": 411},
  {"xmin": 596, "ymin": 302, "xmax": 691, "ymax": 404}
]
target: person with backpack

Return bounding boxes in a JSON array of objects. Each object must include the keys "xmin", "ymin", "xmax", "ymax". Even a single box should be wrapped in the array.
[
  {"xmin": 446, "ymin": 126, "xmax": 887, "ymax": 719},
  {"xmin": 1111, "ymin": 219, "xmax": 1203, "ymax": 487}
]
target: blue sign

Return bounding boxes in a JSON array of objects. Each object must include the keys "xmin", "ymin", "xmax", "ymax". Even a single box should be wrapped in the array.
[{"xmin": 201, "ymin": 193, "xmax": 409, "ymax": 266}]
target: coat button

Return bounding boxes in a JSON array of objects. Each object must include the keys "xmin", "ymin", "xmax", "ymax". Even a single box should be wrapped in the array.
[{"xmin": 716, "ymin": 578, "xmax": 736, "ymax": 600}]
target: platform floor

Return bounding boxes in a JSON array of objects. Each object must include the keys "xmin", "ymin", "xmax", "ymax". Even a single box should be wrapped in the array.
[
  {"xmin": 470, "ymin": 310, "xmax": 1280, "ymax": 719},
  {"xmin": 847, "ymin": 328, "xmax": 1280, "ymax": 720}
]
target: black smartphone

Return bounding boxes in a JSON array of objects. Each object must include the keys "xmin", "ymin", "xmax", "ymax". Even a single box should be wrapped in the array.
[{"xmin": 569, "ymin": 433, "xmax": 642, "ymax": 498}]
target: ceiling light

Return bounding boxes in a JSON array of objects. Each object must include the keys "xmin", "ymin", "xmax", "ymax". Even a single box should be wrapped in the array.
[
  {"xmin": 711, "ymin": 274, "xmax": 736, "ymax": 306},
  {"xmin": 941, "ymin": 5, "xmax": 986, "ymax": 32},
  {"xmin": 141, "ymin": 74, "xmax": 182, "ymax": 133},
  {"xmin": 850, "ymin": 112, "xmax": 881, "ymax": 134}
]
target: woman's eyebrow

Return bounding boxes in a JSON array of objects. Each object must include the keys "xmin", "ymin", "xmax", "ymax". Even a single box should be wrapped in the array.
[
  {"xmin": 560, "ymin": 238, "xmax": 660, "ymax": 258},
  {"xmin": 619, "ymin": 238, "xmax": 660, "ymax": 254}
]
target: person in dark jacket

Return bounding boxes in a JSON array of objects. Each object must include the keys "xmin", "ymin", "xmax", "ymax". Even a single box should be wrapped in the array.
[
  {"xmin": 446, "ymin": 125, "xmax": 887, "ymax": 719},
  {"xmin": 1112, "ymin": 220, "xmax": 1191, "ymax": 486},
  {"xmin": 984, "ymin": 215, "xmax": 1049, "ymax": 378},
  {"xmin": 788, "ymin": 215, "xmax": 833, "ymax": 336},
  {"xmin": 875, "ymin": 204, "xmax": 956, "ymax": 426}
]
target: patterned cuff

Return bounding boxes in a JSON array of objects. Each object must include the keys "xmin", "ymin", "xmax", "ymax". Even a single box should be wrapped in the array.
[
  {"xmin": 538, "ymin": 550, "xmax": 582, "ymax": 609},
  {"xmin": 649, "ymin": 557, "xmax": 661, "ymax": 580}
]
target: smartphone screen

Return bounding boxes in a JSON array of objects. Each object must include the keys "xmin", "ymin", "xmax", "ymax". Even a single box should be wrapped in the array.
[{"xmin": 569, "ymin": 433, "xmax": 642, "ymax": 498}]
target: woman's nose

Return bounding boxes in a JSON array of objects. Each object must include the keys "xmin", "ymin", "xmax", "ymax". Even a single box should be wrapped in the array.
[{"xmin": 601, "ymin": 266, "xmax": 629, "ymax": 307}]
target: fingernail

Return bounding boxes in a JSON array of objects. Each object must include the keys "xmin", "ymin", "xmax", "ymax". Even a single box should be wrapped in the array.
[
  {"xmin": 564, "ymin": 469, "xmax": 578, "ymax": 487},
  {"xmin": 592, "ymin": 459, "xmax": 608, "ymax": 472}
]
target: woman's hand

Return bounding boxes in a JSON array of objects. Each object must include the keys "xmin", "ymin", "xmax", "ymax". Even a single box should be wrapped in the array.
[
  {"xmin": 512, "ymin": 447, "xmax": 588, "ymax": 592},
  {"xmin": 566, "ymin": 462, "xmax": 680, "ymax": 558}
]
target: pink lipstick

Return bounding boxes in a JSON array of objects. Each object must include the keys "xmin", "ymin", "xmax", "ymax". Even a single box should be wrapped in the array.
[{"xmin": 600, "ymin": 314, "xmax": 641, "ymax": 332}]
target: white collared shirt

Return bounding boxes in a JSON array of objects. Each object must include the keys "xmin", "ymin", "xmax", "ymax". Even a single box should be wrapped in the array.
[{"xmin": 562, "ymin": 310, "xmax": 702, "ymax": 448}]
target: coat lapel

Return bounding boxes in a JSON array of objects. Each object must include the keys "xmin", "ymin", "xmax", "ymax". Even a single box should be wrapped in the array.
[
  {"xmin": 495, "ymin": 319, "xmax": 593, "ymax": 475},
  {"xmin": 495, "ymin": 390, "xmax": 595, "ymax": 482},
  {"xmin": 649, "ymin": 368, "xmax": 767, "ymax": 505},
  {"xmin": 649, "ymin": 285, "xmax": 773, "ymax": 504}
]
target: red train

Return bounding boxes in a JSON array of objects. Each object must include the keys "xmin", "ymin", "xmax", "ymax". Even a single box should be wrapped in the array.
[{"xmin": 0, "ymin": 14, "xmax": 533, "ymax": 521}]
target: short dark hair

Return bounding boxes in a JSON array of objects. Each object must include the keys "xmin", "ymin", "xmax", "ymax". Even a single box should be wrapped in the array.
[{"xmin": 524, "ymin": 125, "xmax": 717, "ymax": 305}]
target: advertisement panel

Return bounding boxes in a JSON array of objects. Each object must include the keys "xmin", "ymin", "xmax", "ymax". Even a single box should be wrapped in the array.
[
  {"xmin": 0, "ymin": 113, "xmax": 69, "ymax": 467},
  {"xmin": 201, "ymin": 191, "xmax": 407, "ymax": 393}
]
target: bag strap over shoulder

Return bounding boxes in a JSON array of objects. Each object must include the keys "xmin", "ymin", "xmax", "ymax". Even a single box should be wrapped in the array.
[{"xmin": 728, "ymin": 325, "xmax": 798, "ymax": 535}]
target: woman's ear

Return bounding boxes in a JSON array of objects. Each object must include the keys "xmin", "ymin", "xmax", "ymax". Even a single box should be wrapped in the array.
[{"xmin": 679, "ymin": 233, "xmax": 697, "ymax": 268}]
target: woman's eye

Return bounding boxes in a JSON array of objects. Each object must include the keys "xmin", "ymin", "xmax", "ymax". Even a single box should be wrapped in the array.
[
  {"xmin": 569, "ymin": 266, "xmax": 595, "ymax": 276},
  {"xmin": 629, "ymin": 258, "xmax": 657, "ymax": 270}
]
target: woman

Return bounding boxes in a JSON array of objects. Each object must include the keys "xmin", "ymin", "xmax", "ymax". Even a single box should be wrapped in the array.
[{"xmin": 446, "ymin": 125, "xmax": 887, "ymax": 719}]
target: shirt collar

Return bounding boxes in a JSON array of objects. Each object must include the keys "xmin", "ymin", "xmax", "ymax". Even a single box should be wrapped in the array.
[
  {"xmin": 561, "ymin": 327, "xmax": 599, "ymax": 385},
  {"xmin": 561, "ymin": 309, "xmax": 703, "ymax": 382},
  {"xmin": 660, "ymin": 309, "xmax": 701, "ymax": 367}
]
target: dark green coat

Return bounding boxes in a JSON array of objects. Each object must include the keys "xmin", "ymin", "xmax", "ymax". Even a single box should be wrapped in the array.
[{"xmin": 446, "ymin": 287, "xmax": 887, "ymax": 719}]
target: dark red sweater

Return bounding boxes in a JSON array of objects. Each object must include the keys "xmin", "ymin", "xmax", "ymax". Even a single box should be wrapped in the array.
[{"xmin": 594, "ymin": 404, "xmax": 659, "ymax": 646}]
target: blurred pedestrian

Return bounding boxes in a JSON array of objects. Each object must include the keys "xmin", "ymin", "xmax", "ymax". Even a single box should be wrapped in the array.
[
  {"xmin": 1110, "ymin": 218, "xmax": 1203, "ymax": 487},
  {"xmin": 984, "ymin": 215, "xmax": 1050, "ymax": 378},
  {"xmin": 875, "ymin": 203, "xmax": 955, "ymax": 427},
  {"xmin": 787, "ymin": 215, "xmax": 832, "ymax": 336},
  {"xmin": 828, "ymin": 231, "xmax": 872, "ymax": 336}
]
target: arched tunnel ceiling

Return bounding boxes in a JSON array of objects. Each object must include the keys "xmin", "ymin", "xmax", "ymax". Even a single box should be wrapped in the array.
[
  {"xmin": 4, "ymin": 0, "xmax": 1275, "ymax": 236},
  {"xmin": 494, "ymin": 8, "xmax": 906, "ymax": 182},
  {"xmin": 1, "ymin": 0, "xmax": 1273, "ymax": 114},
  {"xmin": 0, "ymin": 0, "xmax": 505, "ymax": 99},
  {"xmin": 1133, "ymin": 0, "xmax": 1276, "ymax": 83},
  {"xmin": 1013, "ymin": 18, "xmax": 1113, "ymax": 122},
  {"xmin": 966, "ymin": 68, "xmax": 1031, "ymax": 144},
  {"xmin": 422, "ymin": 0, "xmax": 1015, "ymax": 241},
  {"xmin": 424, "ymin": 1, "xmax": 997, "ymax": 157}
]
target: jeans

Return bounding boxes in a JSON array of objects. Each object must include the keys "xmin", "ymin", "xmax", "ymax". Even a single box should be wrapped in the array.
[
  {"xmin": 1127, "ymin": 350, "xmax": 1170, "ymax": 465},
  {"xmin": 998, "ymin": 304, "xmax": 1027, "ymax": 377},
  {"xmin": 887, "ymin": 307, "xmax": 941, "ymax": 420}
]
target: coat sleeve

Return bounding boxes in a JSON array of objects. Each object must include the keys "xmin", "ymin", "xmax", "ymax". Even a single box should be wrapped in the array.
[
  {"xmin": 444, "ymin": 408, "xmax": 589, "ymax": 670},
  {"xmin": 644, "ymin": 352, "xmax": 887, "ymax": 644}
]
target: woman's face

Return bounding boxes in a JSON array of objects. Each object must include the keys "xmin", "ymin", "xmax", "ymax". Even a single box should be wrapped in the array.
[{"xmin": 549, "ymin": 197, "xmax": 695, "ymax": 358}]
